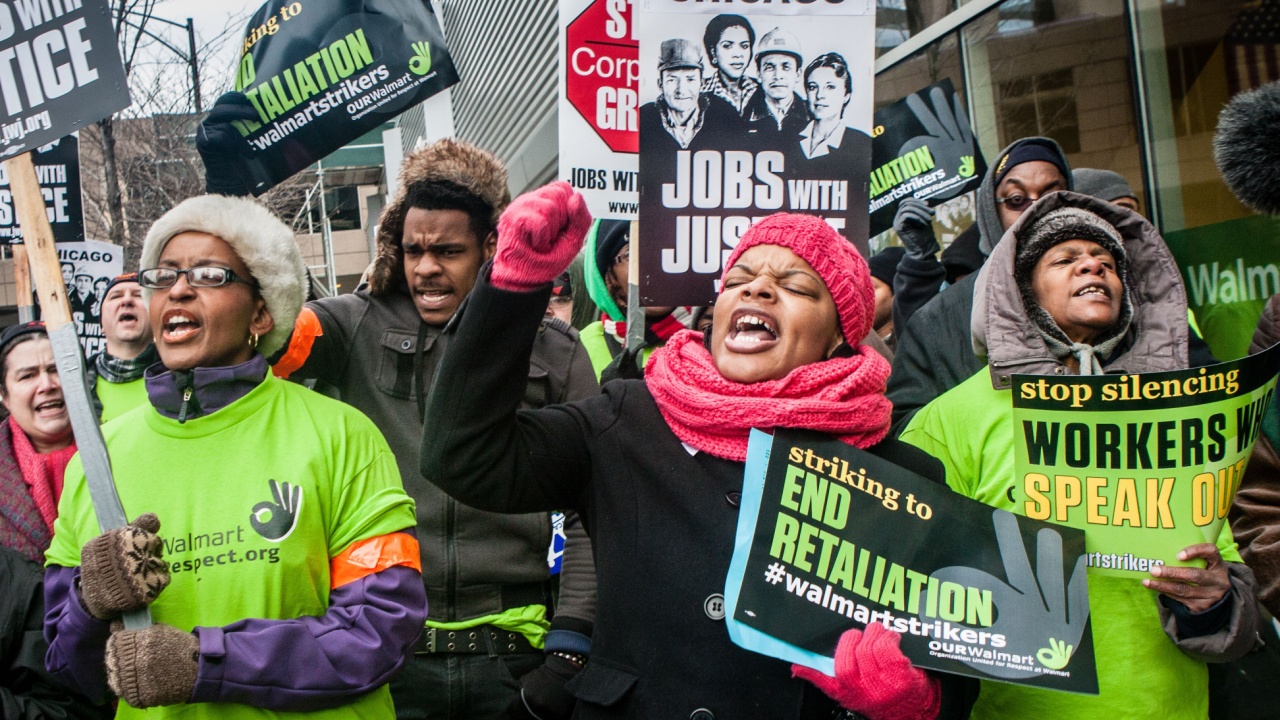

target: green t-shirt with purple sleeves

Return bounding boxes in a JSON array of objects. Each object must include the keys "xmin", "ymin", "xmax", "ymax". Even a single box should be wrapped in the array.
[{"xmin": 47, "ymin": 374, "xmax": 416, "ymax": 720}]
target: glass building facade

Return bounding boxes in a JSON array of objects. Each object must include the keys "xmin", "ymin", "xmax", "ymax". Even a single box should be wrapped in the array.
[
  {"xmin": 403, "ymin": 1, "xmax": 1278, "ymax": 359},
  {"xmin": 873, "ymin": 0, "xmax": 1280, "ymax": 358}
]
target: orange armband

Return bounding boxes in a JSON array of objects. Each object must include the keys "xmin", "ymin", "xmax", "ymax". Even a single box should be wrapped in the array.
[
  {"xmin": 273, "ymin": 306, "xmax": 323, "ymax": 379},
  {"xmin": 330, "ymin": 532, "xmax": 422, "ymax": 589}
]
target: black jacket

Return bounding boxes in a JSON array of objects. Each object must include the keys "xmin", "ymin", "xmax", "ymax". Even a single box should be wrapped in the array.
[
  {"xmin": 1, "ymin": 547, "xmax": 111, "ymax": 719},
  {"xmin": 283, "ymin": 288, "xmax": 600, "ymax": 623},
  {"xmin": 421, "ymin": 273, "xmax": 978, "ymax": 719}
]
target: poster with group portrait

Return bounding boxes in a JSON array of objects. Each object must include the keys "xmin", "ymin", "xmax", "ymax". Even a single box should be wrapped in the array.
[{"xmin": 637, "ymin": 0, "xmax": 875, "ymax": 307}]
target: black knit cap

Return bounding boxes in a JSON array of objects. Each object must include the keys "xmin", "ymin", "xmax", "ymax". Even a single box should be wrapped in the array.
[
  {"xmin": 0, "ymin": 321, "xmax": 46, "ymax": 357},
  {"xmin": 1014, "ymin": 206, "xmax": 1126, "ymax": 281},
  {"xmin": 993, "ymin": 138, "xmax": 1071, "ymax": 187},
  {"xmin": 867, "ymin": 246, "xmax": 906, "ymax": 287},
  {"xmin": 595, "ymin": 220, "xmax": 630, "ymax": 280},
  {"xmin": 101, "ymin": 272, "xmax": 139, "ymax": 299}
]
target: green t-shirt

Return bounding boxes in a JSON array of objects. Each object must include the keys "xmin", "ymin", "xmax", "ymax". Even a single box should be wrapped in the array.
[
  {"xmin": 47, "ymin": 374, "xmax": 417, "ymax": 720},
  {"xmin": 901, "ymin": 368, "xmax": 1241, "ymax": 720},
  {"xmin": 95, "ymin": 376, "xmax": 148, "ymax": 424}
]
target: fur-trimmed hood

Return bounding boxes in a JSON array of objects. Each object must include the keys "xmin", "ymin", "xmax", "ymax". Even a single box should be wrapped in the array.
[
  {"xmin": 140, "ymin": 194, "xmax": 305, "ymax": 360},
  {"xmin": 972, "ymin": 191, "xmax": 1188, "ymax": 387},
  {"xmin": 368, "ymin": 138, "xmax": 510, "ymax": 296}
]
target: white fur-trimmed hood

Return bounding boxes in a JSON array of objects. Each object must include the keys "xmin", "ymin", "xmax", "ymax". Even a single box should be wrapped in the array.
[{"xmin": 140, "ymin": 194, "xmax": 305, "ymax": 359}]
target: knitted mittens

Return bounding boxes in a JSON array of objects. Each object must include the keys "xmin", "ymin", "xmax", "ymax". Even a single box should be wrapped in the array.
[
  {"xmin": 106, "ymin": 623, "xmax": 199, "ymax": 707},
  {"xmin": 79, "ymin": 513, "xmax": 170, "ymax": 620},
  {"xmin": 792, "ymin": 623, "xmax": 941, "ymax": 720},
  {"xmin": 491, "ymin": 181, "xmax": 593, "ymax": 291}
]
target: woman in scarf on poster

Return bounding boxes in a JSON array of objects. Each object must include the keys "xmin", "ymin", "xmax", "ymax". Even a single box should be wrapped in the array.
[
  {"xmin": 419, "ymin": 181, "xmax": 978, "ymax": 719},
  {"xmin": 899, "ymin": 191, "xmax": 1260, "ymax": 719},
  {"xmin": 793, "ymin": 52, "xmax": 871, "ymax": 179}
]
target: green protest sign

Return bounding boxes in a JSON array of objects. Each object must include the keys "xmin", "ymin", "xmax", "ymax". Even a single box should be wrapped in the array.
[
  {"xmin": 1011, "ymin": 345, "xmax": 1280, "ymax": 578},
  {"xmin": 726, "ymin": 429, "xmax": 1099, "ymax": 695},
  {"xmin": 1164, "ymin": 215, "xmax": 1280, "ymax": 361}
]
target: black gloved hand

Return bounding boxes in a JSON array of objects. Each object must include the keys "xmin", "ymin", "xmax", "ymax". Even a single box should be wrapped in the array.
[
  {"xmin": 600, "ymin": 345, "xmax": 645, "ymax": 384},
  {"xmin": 506, "ymin": 654, "xmax": 583, "ymax": 720},
  {"xmin": 893, "ymin": 198, "xmax": 939, "ymax": 261},
  {"xmin": 197, "ymin": 91, "xmax": 262, "ymax": 197}
]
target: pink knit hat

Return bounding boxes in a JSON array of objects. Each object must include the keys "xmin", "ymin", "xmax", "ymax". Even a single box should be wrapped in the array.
[{"xmin": 723, "ymin": 214, "xmax": 873, "ymax": 345}]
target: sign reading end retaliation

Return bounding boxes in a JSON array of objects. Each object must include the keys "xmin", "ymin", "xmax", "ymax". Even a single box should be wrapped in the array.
[
  {"xmin": 0, "ymin": 0, "xmax": 129, "ymax": 156},
  {"xmin": 726, "ymin": 429, "xmax": 1098, "ymax": 695},
  {"xmin": 1012, "ymin": 345, "xmax": 1280, "ymax": 577},
  {"xmin": 229, "ymin": 0, "xmax": 460, "ymax": 195}
]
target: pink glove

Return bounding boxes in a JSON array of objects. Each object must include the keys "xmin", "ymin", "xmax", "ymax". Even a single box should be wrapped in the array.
[
  {"xmin": 491, "ymin": 181, "xmax": 593, "ymax": 291},
  {"xmin": 792, "ymin": 623, "xmax": 940, "ymax": 720}
]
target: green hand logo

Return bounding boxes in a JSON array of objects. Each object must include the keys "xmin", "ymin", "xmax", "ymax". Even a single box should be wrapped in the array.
[
  {"xmin": 1036, "ymin": 637, "xmax": 1074, "ymax": 670},
  {"xmin": 409, "ymin": 41, "xmax": 433, "ymax": 76},
  {"xmin": 958, "ymin": 155, "xmax": 976, "ymax": 178}
]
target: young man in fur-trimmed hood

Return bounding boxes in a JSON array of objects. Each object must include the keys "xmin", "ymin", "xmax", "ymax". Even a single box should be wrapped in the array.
[{"xmin": 271, "ymin": 138, "xmax": 600, "ymax": 719}]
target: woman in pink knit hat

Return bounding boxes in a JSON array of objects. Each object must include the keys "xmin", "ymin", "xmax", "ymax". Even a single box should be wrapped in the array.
[{"xmin": 420, "ymin": 182, "xmax": 976, "ymax": 720}]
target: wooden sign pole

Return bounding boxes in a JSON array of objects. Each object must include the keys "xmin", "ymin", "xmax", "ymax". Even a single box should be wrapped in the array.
[
  {"xmin": 11, "ymin": 244, "xmax": 35, "ymax": 322},
  {"xmin": 3, "ymin": 151, "xmax": 149, "ymax": 630}
]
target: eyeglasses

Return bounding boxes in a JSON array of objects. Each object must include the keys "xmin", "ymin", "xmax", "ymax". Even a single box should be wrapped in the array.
[
  {"xmin": 613, "ymin": 248, "xmax": 630, "ymax": 267},
  {"xmin": 138, "ymin": 266, "xmax": 257, "ymax": 290},
  {"xmin": 994, "ymin": 194, "xmax": 1036, "ymax": 212},
  {"xmin": 549, "ymin": 295, "xmax": 573, "ymax": 307}
]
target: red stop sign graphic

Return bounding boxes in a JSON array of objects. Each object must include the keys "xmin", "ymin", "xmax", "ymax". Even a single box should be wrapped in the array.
[{"xmin": 565, "ymin": 0, "xmax": 639, "ymax": 154}]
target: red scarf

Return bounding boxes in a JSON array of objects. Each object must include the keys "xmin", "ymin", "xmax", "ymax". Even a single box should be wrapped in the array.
[
  {"xmin": 602, "ymin": 309, "xmax": 691, "ymax": 347},
  {"xmin": 646, "ymin": 330, "xmax": 893, "ymax": 461},
  {"xmin": 10, "ymin": 417, "xmax": 76, "ymax": 532}
]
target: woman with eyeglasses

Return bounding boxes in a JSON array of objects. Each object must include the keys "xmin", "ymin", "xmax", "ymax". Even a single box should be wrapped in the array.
[
  {"xmin": 43, "ymin": 195, "xmax": 425, "ymax": 719},
  {"xmin": 886, "ymin": 137, "xmax": 1075, "ymax": 434}
]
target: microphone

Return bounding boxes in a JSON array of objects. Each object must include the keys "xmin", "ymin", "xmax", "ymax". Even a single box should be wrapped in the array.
[{"xmin": 1215, "ymin": 81, "xmax": 1280, "ymax": 215}]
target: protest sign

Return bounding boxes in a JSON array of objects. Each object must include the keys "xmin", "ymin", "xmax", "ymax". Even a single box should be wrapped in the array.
[
  {"xmin": 560, "ymin": 0, "xmax": 639, "ymax": 220},
  {"xmin": 868, "ymin": 79, "xmax": 985, "ymax": 238},
  {"xmin": 228, "ymin": 0, "xmax": 459, "ymax": 195},
  {"xmin": 0, "ymin": 0, "xmax": 129, "ymax": 158},
  {"xmin": 56, "ymin": 238, "xmax": 122, "ymax": 356},
  {"xmin": 727, "ymin": 429, "xmax": 1098, "ymax": 694},
  {"xmin": 0, "ymin": 134, "xmax": 82, "ymax": 244},
  {"xmin": 636, "ymin": 1, "xmax": 875, "ymax": 307},
  {"xmin": 1011, "ymin": 345, "xmax": 1280, "ymax": 577},
  {"xmin": 1165, "ymin": 215, "xmax": 1280, "ymax": 361}
]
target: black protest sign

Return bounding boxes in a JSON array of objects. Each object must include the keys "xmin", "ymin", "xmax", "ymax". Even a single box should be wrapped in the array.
[
  {"xmin": 868, "ymin": 79, "xmax": 985, "ymax": 237},
  {"xmin": 726, "ymin": 429, "xmax": 1098, "ymax": 694},
  {"xmin": 0, "ymin": 0, "xmax": 129, "ymax": 157},
  {"xmin": 0, "ymin": 134, "xmax": 82, "ymax": 243},
  {"xmin": 226, "ymin": 0, "xmax": 459, "ymax": 195},
  {"xmin": 636, "ymin": 5, "xmax": 876, "ymax": 307}
]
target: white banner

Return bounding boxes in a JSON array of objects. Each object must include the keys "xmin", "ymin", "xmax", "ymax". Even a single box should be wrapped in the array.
[
  {"xmin": 57, "ymin": 239, "xmax": 124, "ymax": 357},
  {"xmin": 637, "ymin": 2, "xmax": 877, "ymax": 306},
  {"xmin": 559, "ymin": 0, "xmax": 640, "ymax": 221}
]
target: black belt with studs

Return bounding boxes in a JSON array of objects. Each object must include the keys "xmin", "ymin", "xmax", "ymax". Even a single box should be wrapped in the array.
[{"xmin": 414, "ymin": 624, "xmax": 538, "ymax": 655}]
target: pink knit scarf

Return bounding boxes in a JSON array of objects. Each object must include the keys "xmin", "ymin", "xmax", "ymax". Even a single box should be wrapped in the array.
[
  {"xmin": 10, "ymin": 417, "xmax": 76, "ymax": 532},
  {"xmin": 646, "ymin": 330, "xmax": 893, "ymax": 461}
]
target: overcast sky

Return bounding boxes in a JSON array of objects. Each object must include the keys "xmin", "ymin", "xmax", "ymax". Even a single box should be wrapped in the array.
[{"xmin": 136, "ymin": 0, "xmax": 260, "ymax": 105}]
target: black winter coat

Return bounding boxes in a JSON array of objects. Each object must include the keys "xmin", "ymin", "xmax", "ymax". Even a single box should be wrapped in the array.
[
  {"xmin": 421, "ymin": 273, "xmax": 978, "ymax": 719},
  {"xmin": 0, "ymin": 546, "xmax": 111, "ymax": 719}
]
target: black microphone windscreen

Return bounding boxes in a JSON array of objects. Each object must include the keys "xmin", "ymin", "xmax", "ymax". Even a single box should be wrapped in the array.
[{"xmin": 1216, "ymin": 81, "xmax": 1280, "ymax": 215}]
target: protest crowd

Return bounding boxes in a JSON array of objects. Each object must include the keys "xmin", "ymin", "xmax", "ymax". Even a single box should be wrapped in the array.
[{"xmin": 7, "ymin": 3, "xmax": 1280, "ymax": 720}]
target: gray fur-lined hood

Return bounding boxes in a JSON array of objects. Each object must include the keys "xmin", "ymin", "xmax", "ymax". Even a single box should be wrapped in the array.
[{"xmin": 972, "ymin": 191, "xmax": 1188, "ymax": 388}]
